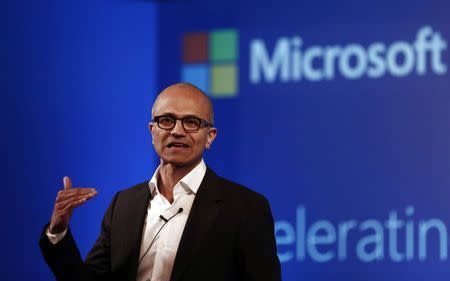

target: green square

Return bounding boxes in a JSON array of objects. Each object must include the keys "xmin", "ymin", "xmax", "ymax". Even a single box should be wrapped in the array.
[
  {"xmin": 209, "ymin": 29, "xmax": 238, "ymax": 62},
  {"xmin": 211, "ymin": 64, "xmax": 238, "ymax": 97}
]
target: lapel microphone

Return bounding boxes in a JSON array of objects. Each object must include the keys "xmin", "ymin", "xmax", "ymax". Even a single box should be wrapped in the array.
[
  {"xmin": 138, "ymin": 208, "xmax": 184, "ymax": 266},
  {"xmin": 159, "ymin": 207, "xmax": 183, "ymax": 222}
]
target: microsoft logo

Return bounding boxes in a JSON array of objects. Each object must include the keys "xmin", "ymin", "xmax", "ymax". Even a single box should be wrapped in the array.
[{"xmin": 181, "ymin": 29, "xmax": 239, "ymax": 97}]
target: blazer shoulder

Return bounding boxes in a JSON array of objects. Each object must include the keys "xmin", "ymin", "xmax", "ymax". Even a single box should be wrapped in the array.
[
  {"xmin": 211, "ymin": 172, "xmax": 275, "ymax": 224},
  {"xmin": 118, "ymin": 180, "xmax": 150, "ymax": 194},
  {"xmin": 111, "ymin": 180, "xmax": 150, "ymax": 204},
  {"xmin": 213, "ymin": 172, "xmax": 269, "ymax": 205}
]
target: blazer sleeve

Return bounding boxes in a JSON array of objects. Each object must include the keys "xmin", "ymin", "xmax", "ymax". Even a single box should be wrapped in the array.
[
  {"xmin": 237, "ymin": 195, "xmax": 282, "ymax": 281},
  {"xmin": 39, "ymin": 192, "xmax": 119, "ymax": 281}
]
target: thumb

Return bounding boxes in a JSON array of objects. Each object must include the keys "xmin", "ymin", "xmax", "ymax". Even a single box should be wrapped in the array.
[{"xmin": 63, "ymin": 176, "xmax": 72, "ymax": 190}]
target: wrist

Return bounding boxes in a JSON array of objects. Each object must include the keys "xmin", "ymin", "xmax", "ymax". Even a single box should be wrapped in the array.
[{"xmin": 48, "ymin": 223, "xmax": 67, "ymax": 235}]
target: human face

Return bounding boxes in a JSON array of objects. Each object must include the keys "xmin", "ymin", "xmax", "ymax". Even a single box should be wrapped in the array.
[{"xmin": 149, "ymin": 86, "xmax": 217, "ymax": 169}]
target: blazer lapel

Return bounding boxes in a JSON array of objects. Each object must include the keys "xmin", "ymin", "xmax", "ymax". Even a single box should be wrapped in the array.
[
  {"xmin": 114, "ymin": 182, "xmax": 151, "ymax": 280},
  {"xmin": 170, "ymin": 168, "xmax": 223, "ymax": 281}
]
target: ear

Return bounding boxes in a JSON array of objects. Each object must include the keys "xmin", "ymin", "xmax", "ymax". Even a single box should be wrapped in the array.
[
  {"xmin": 148, "ymin": 122, "xmax": 155, "ymax": 144},
  {"xmin": 205, "ymin": 127, "xmax": 217, "ymax": 149}
]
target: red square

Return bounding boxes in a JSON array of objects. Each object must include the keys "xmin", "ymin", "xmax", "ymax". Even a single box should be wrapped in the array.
[{"xmin": 183, "ymin": 32, "xmax": 208, "ymax": 63}]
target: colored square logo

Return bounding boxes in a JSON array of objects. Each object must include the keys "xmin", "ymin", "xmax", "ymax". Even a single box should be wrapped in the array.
[
  {"xmin": 181, "ymin": 29, "xmax": 239, "ymax": 98},
  {"xmin": 211, "ymin": 64, "xmax": 237, "ymax": 97},
  {"xmin": 210, "ymin": 30, "xmax": 238, "ymax": 62},
  {"xmin": 181, "ymin": 64, "xmax": 209, "ymax": 93},
  {"xmin": 183, "ymin": 32, "xmax": 208, "ymax": 63}
]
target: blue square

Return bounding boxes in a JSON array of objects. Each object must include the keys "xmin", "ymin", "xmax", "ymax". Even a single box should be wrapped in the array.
[{"xmin": 181, "ymin": 64, "xmax": 210, "ymax": 94}]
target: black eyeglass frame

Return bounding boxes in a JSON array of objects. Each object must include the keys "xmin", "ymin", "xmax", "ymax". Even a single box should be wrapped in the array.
[{"xmin": 152, "ymin": 115, "xmax": 214, "ymax": 132}]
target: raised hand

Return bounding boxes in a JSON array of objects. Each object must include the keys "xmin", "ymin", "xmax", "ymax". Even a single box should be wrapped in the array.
[{"xmin": 48, "ymin": 176, "xmax": 97, "ymax": 234}]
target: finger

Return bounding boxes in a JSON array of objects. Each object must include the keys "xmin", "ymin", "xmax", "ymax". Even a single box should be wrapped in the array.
[
  {"xmin": 63, "ymin": 176, "xmax": 72, "ymax": 190},
  {"xmin": 56, "ymin": 193, "xmax": 97, "ymax": 210},
  {"xmin": 60, "ymin": 196, "xmax": 92, "ymax": 214},
  {"xmin": 58, "ymin": 194, "xmax": 97, "ymax": 214},
  {"xmin": 57, "ymin": 188, "xmax": 97, "ymax": 200}
]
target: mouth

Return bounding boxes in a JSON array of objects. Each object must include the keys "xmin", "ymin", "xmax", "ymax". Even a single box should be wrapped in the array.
[{"xmin": 167, "ymin": 142, "xmax": 189, "ymax": 148}]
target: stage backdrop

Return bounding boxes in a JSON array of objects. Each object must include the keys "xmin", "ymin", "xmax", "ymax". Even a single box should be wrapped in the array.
[{"xmin": 157, "ymin": 1, "xmax": 450, "ymax": 280}]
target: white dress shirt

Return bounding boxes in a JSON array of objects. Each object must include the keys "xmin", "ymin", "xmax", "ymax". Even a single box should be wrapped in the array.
[
  {"xmin": 137, "ymin": 160, "xmax": 205, "ymax": 281},
  {"xmin": 46, "ymin": 159, "xmax": 207, "ymax": 281}
]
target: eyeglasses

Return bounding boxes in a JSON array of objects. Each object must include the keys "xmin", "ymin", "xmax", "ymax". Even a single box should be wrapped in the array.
[{"xmin": 152, "ymin": 115, "xmax": 213, "ymax": 132}]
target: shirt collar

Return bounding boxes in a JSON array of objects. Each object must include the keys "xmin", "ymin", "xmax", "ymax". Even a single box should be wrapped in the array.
[{"xmin": 148, "ymin": 159, "xmax": 207, "ymax": 196}]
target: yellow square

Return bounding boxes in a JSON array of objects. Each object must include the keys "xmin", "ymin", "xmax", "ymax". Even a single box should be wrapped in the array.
[{"xmin": 211, "ymin": 64, "xmax": 238, "ymax": 97}]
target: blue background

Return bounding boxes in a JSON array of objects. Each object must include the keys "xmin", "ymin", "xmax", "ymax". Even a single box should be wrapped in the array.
[
  {"xmin": 3, "ymin": 1, "xmax": 157, "ymax": 280},
  {"xmin": 3, "ymin": 0, "xmax": 450, "ymax": 280}
]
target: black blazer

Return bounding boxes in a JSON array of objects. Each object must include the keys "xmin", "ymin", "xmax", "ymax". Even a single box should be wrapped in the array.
[{"xmin": 40, "ymin": 168, "xmax": 281, "ymax": 281}]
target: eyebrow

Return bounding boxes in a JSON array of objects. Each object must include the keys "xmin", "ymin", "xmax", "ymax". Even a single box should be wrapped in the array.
[{"xmin": 156, "ymin": 113, "xmax": 202, "ymax": 119}]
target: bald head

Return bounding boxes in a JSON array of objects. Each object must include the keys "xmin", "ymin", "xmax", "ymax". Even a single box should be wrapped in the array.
[{"xmin": 152, "ymin": 83, "xmax": 214, "ymax": 125}]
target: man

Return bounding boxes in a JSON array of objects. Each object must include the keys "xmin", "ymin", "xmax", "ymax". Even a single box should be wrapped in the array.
[{"xmin": 40, "ymin": 83, "xmax": 281, "ymax": 281}]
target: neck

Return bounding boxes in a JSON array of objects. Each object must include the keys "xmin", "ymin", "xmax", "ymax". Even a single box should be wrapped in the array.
[{"xmin": 157, "ymin": 160, "xmax": 201, "ymax": 203}]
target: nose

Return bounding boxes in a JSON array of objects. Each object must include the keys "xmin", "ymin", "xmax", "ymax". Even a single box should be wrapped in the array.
[{"xmin": 170, "ymin": 119, "xmax": 186, "ymax": 136}]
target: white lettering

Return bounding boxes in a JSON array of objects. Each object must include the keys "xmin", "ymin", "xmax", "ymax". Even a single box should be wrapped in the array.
[{"xmin": 249, "ymin": 26, "xmax": 447, "ymax": 83}]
